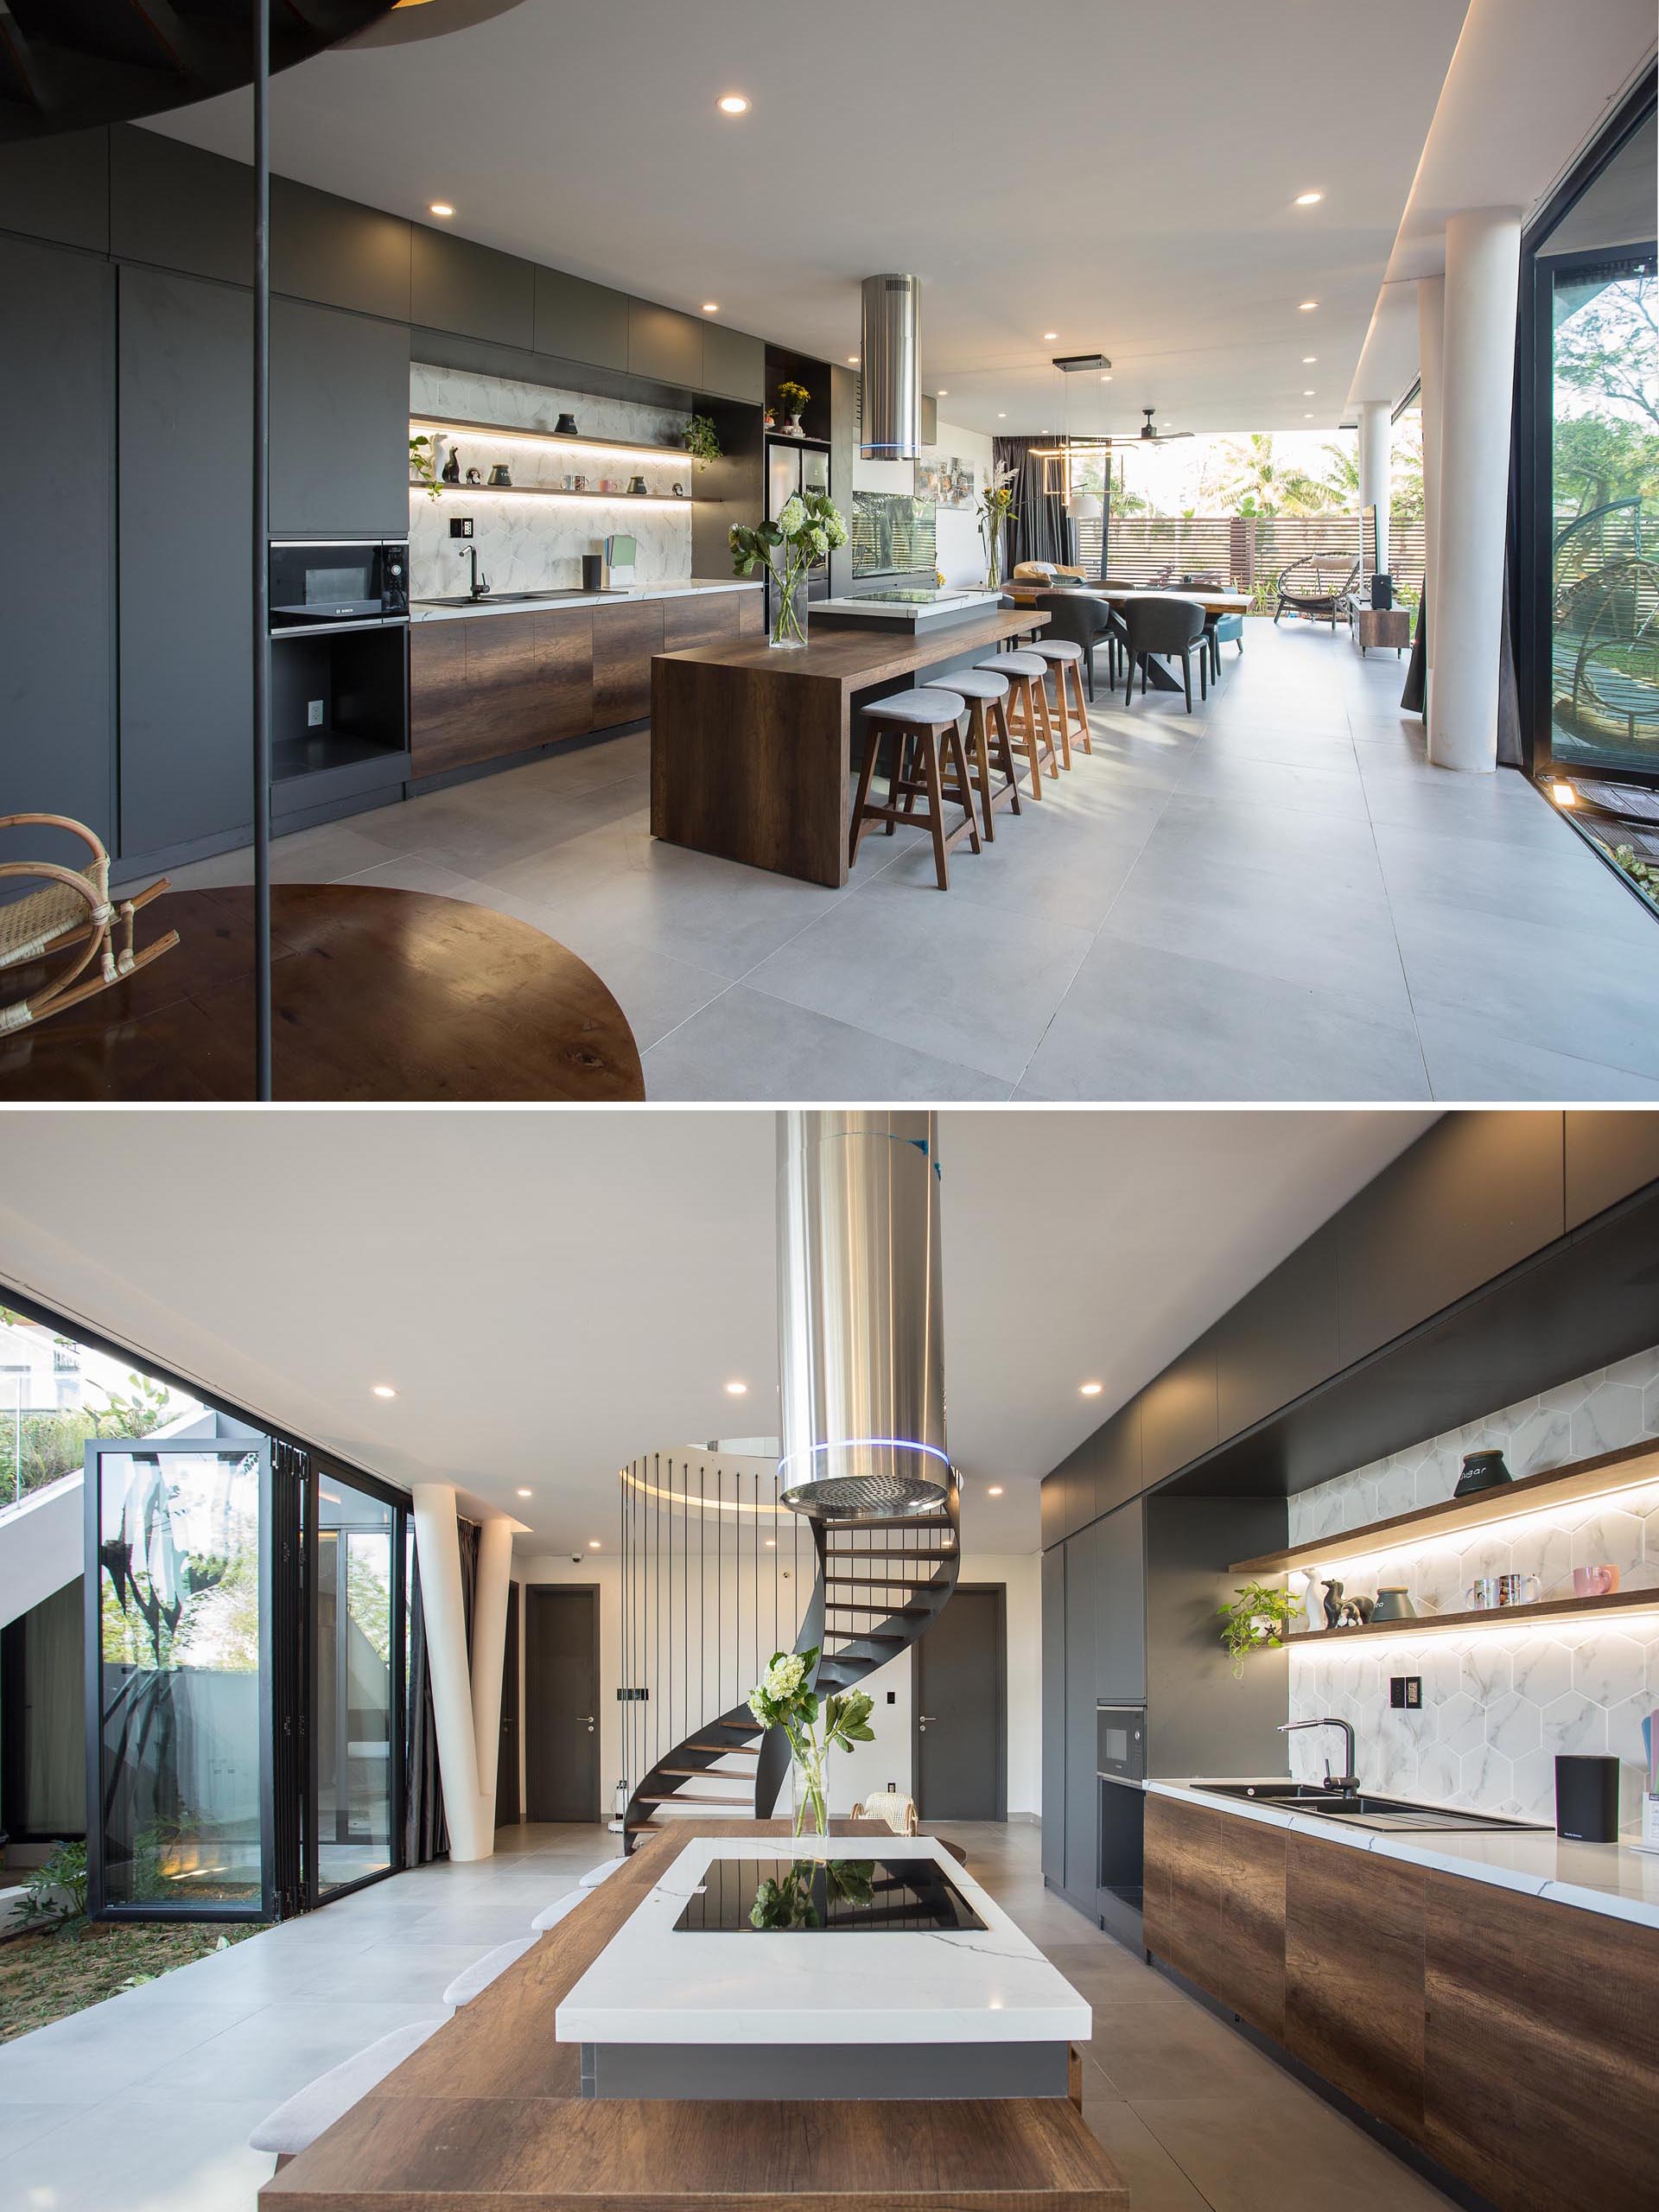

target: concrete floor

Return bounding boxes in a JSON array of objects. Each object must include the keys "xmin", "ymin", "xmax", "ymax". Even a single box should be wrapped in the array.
[
  {"xmin": 0, "ymin": 1820, "xmax": 1457, "ymax": 2211},
  {"xmin": 162, "ymin": 618, "xmax": 1659, "ymax": 1101}
]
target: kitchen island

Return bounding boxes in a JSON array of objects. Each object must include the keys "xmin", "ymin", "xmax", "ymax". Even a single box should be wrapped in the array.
[
  {"xmin": 649, "ymin": 607, "xmax": 1049, "ymax": 886},
  {"xmin": 260, "ymin": 1818, "xmax": 1124, "ymax": 2212}
]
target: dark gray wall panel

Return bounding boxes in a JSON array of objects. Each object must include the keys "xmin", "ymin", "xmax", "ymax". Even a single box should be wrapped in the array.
[
  {"xmin": 410, "ymin": 224, "xmax": 534, "ymax": 349},
  {"xmin": 1141, "ymin": 1332, "xmax": 1220, "ymax": 1486},
  {"xmin": 0, "ymin": 238, "xmax": 115, "ymax": 847},
  {"xmin": 271, "ymin": 299, "xmax": 410, "ymax": 538},
  {"xmin": 272, "ymin": 178, "xmax": 411, "ymax": 323},
  {"xmin": 0, "ymin": 127, "xmax": 110, "ymax": 252},
  {"xmin": 1040, "ymin": 1545, "xmax": 1065, "ymax": 1884},
  {"xmin": 628, "ymin": 301, "xmax": 702, "ymax": 387},
  {"xmin": 110, "ymin": 126, "xmax": 252, "ymax": 284},
  {"xmin": 701, "ymin": 322, "xmax": 765, "ymax": 404},
  {"xmin": 1216, "ymin": 1224, "xmax": 1341, "ymax": 1442},
  {"xmin": 532, "ymin": 266, "xmax": 629, "ymax": 372},
  {"xmin": 1062, "ymin": 1523, "xmax": 1098, "ymax": 1900},
  {"xmin": 1566, "ymin": 1109, "xmax": 1659, "ymax": 1230},
  {"xmin": 1094, "ymin": 1498, "xmax": 1146, "ymax": 1704},
  {"xmin": 118, "ymin": 266, "xmax": 251, "ymax": 856}
]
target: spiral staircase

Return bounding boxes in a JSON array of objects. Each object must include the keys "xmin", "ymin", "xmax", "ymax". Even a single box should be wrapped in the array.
[
  {"xmin": 624, "ymin": 1478, "xmax": 961, "ymax": 1848},
  {"xmin": 0, "ymin": 0, "xmax": 396, "ymax": 143}
]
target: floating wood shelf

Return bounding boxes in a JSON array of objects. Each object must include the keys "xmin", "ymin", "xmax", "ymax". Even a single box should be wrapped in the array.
[
  {"xmin": 411, "ymin": 412, "xmax": 690, "ymax": 462},
  {"xmin": 414, "ymin": 482, "xmax": 688, "ymax": 505},
  {"xmin": 1287, "ymin": 1583, "xmax": 1659, "ymax": 1644},
  {"xmin": 1230, "ymin": 1437, "xmax": 1659, "ymax": 1575}
]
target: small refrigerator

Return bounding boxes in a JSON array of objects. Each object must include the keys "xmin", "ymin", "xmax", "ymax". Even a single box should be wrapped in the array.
[{"xmin": 766, "ymin": 436, "xmax": 832, "ymax": 627}]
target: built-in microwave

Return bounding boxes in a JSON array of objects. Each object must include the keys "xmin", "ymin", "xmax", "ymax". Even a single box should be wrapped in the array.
[
  {"xmin": 269, "ymin": 539, "xmax": 409, "ymax": 633},
  {"xmin": 1096, "ymin": 1704, "xmax": 1147, "ymax": 1782}
]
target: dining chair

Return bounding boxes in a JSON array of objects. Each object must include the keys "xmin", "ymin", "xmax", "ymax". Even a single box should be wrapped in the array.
[
  {"xmin": 1120, "ymin": 595, "xmax": 1208, "ymax": 712},
  {"xmin": 1033, "ymin": 589, "xmax": 1123, "ymax": 702}
]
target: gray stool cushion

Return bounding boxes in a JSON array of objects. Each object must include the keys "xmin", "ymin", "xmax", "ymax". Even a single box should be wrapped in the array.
[
  {"xmin": 944, "ymin": 667, "xmax": 1009, "ymax": 700},
  {"xmin": 981, "ymin": 652, "xmax": 1047, "ymax": 678},
  {"xmin": 1029, "ymin": 639, "xmax": 1084, "ymax": 661},
  {"xmin": 443, "ymin": 1934, "xmax": 537, "ymax": 2009},
  {"xmin": 531, "ymin": 1888, "xmax": 587, "ymax": 1930},
  {"xmin": 581, "ymin": 1857, "xmax": 625, "ymax": 1887},
  {"xmin": 248, "ymin": 2018, "xmax": 446, "ymax": 2157},
  {"xmin": 861, "ymin": 687, "xmax": 965, "ymax": 725}
]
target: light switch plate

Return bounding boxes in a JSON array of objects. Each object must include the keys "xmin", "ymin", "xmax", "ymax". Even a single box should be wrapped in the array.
[
  {"xmin": 449, "ymin": 516, "xmax": 474, "ymax": 538},
  {"xmin": 307, "ymin": 699, "xmax": 324, "ymax": 727},
  {"xmin": 1389, "ymin": 1675, "xmax": 1422, "ymax": 1709}
]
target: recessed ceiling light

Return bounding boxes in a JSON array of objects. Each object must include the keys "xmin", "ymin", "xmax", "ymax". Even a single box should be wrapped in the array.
[
  {"xmin": 997, "ymin": 411, "xmax": 1007, "ymax": 418},
  {"xmin": 1079, "ymin": 1381, "xmax": 1103, "ymax": 1397},
  {"xmin": 1305, "ymin": 413, "xmax": 1314, "ymax": 420},
  {"xmin": 724, "ymin": 1379, "xmax": 748, "ymax": 1395},
  {"xmin": 589, "ymin": 1539, "xmax": 602, "ymax": 1550},
  {"xmin": 516, "ymin": 1488, "xmax": 533, "ymax": 1498},
  {"xmin": 936, "ymin": 386, "xmax": 947, "ymax": 395},
  {"xmin": 1101, "ymin": 373, "xmax": 1112, "ymax": 381},
  {"xmin": 765, "ymin": 1537, "xmax": 776, "ymax": 1548},
  {"xmin": 702, "ymin": 302, "xmax": 720, "ymax": 314},
  {"xmin": 1294, "ymin": 191, "xmax": 1324, "ymax": 207},
  {"xmin": 988, "ymin": 1484, "xmax": 1004, "ymax": 1497},
  {"xmin": 1303, "ymin": 389, "xmax": 1315, "ymax": 396},
  {"xmin": 1043, "ymin": 331, "xmax": 1058, "ymax": 341},
  {"xmin": 1302, "ymin": 356, "xmax": 1318, "ymax": 364},
  {"xmin": 428, "ymin": 201, "xmax": 454, "ymax": 219},
  {"xmin": 372, "ymin": 1384, "xmax": 397, "ymax": 1399},
  {"xmin": 717, "ymin": 92, "xmax": 750, "ymax": 114},
  {"xmin": 848, "ymin": 353, "xmax": 859, "ymax": 364},
  {"xmin": 1299, "ymin": 301, "xmax": 1319, "ymax": 312}
]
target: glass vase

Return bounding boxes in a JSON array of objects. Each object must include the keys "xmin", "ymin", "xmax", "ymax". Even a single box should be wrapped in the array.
[
  {"xmin": 770, "ymin": 566, "xmax": 810, "ymax": 650},
  {"xmin": 790, "ymin": 1746, "xmax": 828, "ymax": 1840}
]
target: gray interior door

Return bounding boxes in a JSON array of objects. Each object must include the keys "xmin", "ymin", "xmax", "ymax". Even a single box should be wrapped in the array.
[
  {"xmin": 495, "ymin": 1582, "xmax": 520, "ymax": 1830},
  {"xmin": 914, "ymin": 1586, "xmax": 1006, "ymax": 1820},
  {"xmin": 524, "ymin": 1586, "xmax": 599, "ymax": 1822}
]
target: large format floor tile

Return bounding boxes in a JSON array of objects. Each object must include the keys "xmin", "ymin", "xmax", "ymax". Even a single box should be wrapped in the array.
[{"xmin": 141, "ymin": 621, "xmax": 1659, "ymax": 1100}]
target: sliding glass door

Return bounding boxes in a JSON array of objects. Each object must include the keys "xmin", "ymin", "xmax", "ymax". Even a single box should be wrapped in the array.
[{"xmin": 313, "ymin": 1474, "xmax": 401, "ymax": 1897}]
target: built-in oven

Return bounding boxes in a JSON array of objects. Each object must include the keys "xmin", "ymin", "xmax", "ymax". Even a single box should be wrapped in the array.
[
  {"xmin": 1096, "ymin": 1706, "xmax": 1147, "ymax": 1950},
  {"xmin": 269, "ymin": 539, "xmax": 409, "ymax": 634}
]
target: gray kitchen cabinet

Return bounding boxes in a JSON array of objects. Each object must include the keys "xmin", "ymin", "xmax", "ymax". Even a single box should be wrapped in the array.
[
  {"xmin": 271, "ymin": 299, "xmax": 410, "ymax": 539},
  {"xmin": 1140, "ymin": 1332, "xmax": 1220, "ymax": 1485},
  {"xmin": 110, "ymin": 124, "xmax": 252, "ymax": 286},
  {"xmin": 0, "ymin": 125, "xmax": 109, "ymax": 252},
  {"xmin": 410, "ymin": 224, "xmax": 535, "ymax": 350},
  {"xmin": 1040, "ymin": 1546, "xmax": 1065, "ymax": 1886},
  {"xmin": 1215, "ymin": 1223, "xmax": 1341, "ymax": 1441},
  {"xmin": 1093, "ymin": 1499, "xmax": 1146, "ymax": 1704},
  {"xmin": 272, "ymin": 177, "xmax": 412, "ymax": 324},
  {"xmin": 0, "ymin": 238, "xmax": 116, "ymax": 846},
  {"xmin": 627, "ymin": 301, "xmax": 702, "ymax": 387},
  {"xmin": 1040, "ymin": 1472, "xmax": 1066, "ymax": 1553},
  {"xmin": 1062, "ymin": 1524, "xmax": 1099, "ymax": 1906},
  {"xmin": 1565, "ymin": 1109, "xmax": 1659, "ymax": 1230},
  {"xmin": 118, "ymin": 265, "xmax": 251, "ymax": 858},
  {"xmin": 701, "ymin": 322, "xmax": 765, "ymax": 404},
  {"xmin": 533, "ymin": 266, "xmax": 630, "ymax": 372}
]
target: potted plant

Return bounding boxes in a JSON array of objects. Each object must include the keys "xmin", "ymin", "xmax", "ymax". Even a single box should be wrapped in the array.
[
  {"xmin": 1218, "ymin": 1580, "xmax": 1303, "ymax": 1679},
  {"xmin": 747, "ymin": 1645, "xmax": 874, "ymax": 1838},
  {"xmin": 683, "ymin": 414, "xmax": 722, "ymax": 466},
  {"xmin": 775, "ymin": 379, "xmax": 810, "ymax": 435},
  {"xmin": 977, "ymin": 462, "xmax": 1016, "ymax": 588},
  {"xmin": 409, "ymin": 432, "xmax": 442, "ymax": 500},
  {"xmin": 731, "ymin": 489, "xmax": 847, "ymax": 649}
]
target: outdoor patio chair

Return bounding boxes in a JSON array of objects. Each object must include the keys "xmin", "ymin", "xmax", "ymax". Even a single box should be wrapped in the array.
[
  {"xmin": 249, "ymin": 2018, "xmax": 446, "ymax": 2168},
  {"xmin": 1121, "ymin": 594, "xmax": 1208, "ymax": 711},
  {"xmin": 852, "ymin": 1792, "xmax": 919, "ymax": 1834},
  {"xmin": 0, "ymin": 811, "xmax": 177, "ymax": 1036},
  {"xmin": 1273, "ymin": 552, "xmax": 1361, "ymax": 629}
]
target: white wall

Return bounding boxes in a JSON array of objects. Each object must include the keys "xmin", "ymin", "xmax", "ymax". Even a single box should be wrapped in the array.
[
  {"xmin": 512, "ymin": 1546, "xmax": 1040, "ymax": 1825},
  {"xmin": 850, "ymin": 416, "xmax": 996, "ymax": 590}
]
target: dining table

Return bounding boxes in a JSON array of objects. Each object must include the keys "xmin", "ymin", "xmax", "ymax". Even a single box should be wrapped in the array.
[{"xmin": 996, "ymin": 581, "xmax": 1252, "ymax": 690}]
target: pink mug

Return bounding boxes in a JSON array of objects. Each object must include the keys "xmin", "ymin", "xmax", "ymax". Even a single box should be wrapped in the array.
[{"xmin": 1573, "ymin": 1564, "xmax": 1620, "ymax": 1597}]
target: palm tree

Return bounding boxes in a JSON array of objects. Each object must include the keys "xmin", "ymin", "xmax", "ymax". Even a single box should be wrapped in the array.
[{"xmin": 1214, "ymin": 433, "xmax": 1335, "ymax": 517}]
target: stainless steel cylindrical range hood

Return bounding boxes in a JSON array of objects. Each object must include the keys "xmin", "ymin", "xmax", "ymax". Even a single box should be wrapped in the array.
[
  {"xmin": 859, "ymin": 274, "xmax": 922, "ymax": 461},
  {"xmin": 776, "ymin": 1109, "xmax": 950, "ymax": 1519}
]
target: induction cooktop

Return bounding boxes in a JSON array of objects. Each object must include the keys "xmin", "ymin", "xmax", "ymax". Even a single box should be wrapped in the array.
[{"xmin": 671, "ymin": 1854, "xmax": 988, "ymax": 1934}]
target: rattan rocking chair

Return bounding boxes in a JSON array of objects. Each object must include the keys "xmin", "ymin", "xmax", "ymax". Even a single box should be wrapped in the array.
[
  {"xmin": 0, "ymin": 813, "xmax": 178, "ymax": 1035},
  {"xmin": 1274, "ymin": 552, "xmax": 1360, "ymax": 629}
]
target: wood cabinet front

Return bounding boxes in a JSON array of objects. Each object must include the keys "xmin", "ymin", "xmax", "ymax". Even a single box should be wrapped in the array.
[
  {"xmin": 1286, "ymin": 1834, "xmax": 1423, "ymax": 2139},
  {"xmin": 593, "ymin": 599, "xmax": 664, "ymax": 728},
  {"xmin": 1142, "ymin": 1795, "xmax": 1284, "ymax": 2038}
]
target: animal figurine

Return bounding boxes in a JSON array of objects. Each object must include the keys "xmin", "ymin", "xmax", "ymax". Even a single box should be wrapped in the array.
[
  {"xmin": 1337, "ymin": 1594, "xmax": 1376, "ymax": 1628},
  {"xmin": 1321, "ymin": 1579, "xmax": 1344, "ymax": 1629}
]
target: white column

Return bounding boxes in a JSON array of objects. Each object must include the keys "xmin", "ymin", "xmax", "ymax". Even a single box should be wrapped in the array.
[
  {"xmin": 1357, "ymin": 401, "xmax": 1392, "ymax": 578},
  {"xmin": 1417, "ymin": 273, "xmax": 1445, "ymax": 694},
  {"xmin": 1428, "ymin": 209, "xmax": 1521, "ymax": 772},
  {"xmin": 412, "ymin": 1482, "xmax": 514, "ymax": 1862}
]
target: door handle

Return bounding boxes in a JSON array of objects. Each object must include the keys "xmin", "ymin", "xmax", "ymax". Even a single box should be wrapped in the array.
[
  {"xmin": 919, "ymin": 1714, "xmax": 938, "ymax": 1731},
  {"xmin": 577, "ymin": 1714, "xmax": 596, "ymax": 1729}
]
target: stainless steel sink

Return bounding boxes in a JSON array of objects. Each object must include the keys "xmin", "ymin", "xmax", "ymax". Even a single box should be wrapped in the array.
[
  {"xmin": 1192, "ymin": 1782, "xmax": 1542, "ymax": 1834},
  {"xmin": 413, "ymin": 588, "xmax": 631, "ymax": 607}
]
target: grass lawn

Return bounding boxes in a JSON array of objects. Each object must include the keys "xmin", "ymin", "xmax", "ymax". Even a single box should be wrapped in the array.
[{"xmin": 0, "ymin": 1919, "xmax": 264, "ymax": 2043}]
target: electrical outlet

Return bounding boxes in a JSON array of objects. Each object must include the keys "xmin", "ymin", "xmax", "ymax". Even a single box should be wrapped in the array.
[
  {"xmin": 886, "ymin": 1690, "xmax": 896, "ymax": 1704},
  {"xmin": 1389, "ymin": 1675, "xmax": 1422, "ymax": 1709},
  {"xmin": 449, "ymin": 516, "xmax": 474, "ymax": 539},
  {"xmin": 307, "ymin": 699, "xmax": 324, "ymax": 728}
]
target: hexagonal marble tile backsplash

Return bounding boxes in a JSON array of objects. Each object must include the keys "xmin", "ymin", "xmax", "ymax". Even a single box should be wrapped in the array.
[{"xmin": 1283, "ymin": 1344, "xmax": 1659, "ymax": 1829}]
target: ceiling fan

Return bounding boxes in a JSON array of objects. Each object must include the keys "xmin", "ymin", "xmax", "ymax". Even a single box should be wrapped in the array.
[{"xmin": 1134, "ymin": 407, "xmax": 1192, "ymax": 443}]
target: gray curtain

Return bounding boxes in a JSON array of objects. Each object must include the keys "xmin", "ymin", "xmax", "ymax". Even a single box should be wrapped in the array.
[
  {"xmin": 994, "ymin": 435, "xmax": 1070, "ymax": 569},
  {"xmin": 404, "ymin": 1515, "xmax": 480, "ymax": 1866}
]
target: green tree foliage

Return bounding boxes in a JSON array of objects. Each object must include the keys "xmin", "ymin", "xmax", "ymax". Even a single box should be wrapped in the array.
[
  {"xmin": 1211, "ymin": 434, "xmax": 1338, "ymax": 517},
  {"xmin": 0, "ymin": 1369, "xmax": 176, "ymax": 1503}
]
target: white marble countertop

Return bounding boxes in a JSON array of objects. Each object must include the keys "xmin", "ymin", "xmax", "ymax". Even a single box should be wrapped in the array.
[
  {"xmin": 555, "ymin": 1836, "xmax": 1091, "ymax": 2046},
  {"xmin": 409, "ymin": 577, "xmax": 760, "ymax": 624},
  {"xmin": 1148, "ymin": 1779, "xmax": 1659, "ymax": 1932}
]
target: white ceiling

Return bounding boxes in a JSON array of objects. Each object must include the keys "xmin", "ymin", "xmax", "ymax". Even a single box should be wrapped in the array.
[
  {"xmin": 143, "ymin": 0, "xmax": 1471, "ymax": 436},
  {"xmin": 0, "ymin": 1109, "xmax": 1433, "ymax": 1555},
  {"xmin": 1347, "ymin": 0, "xmax": 1656, "ymax": 409}
]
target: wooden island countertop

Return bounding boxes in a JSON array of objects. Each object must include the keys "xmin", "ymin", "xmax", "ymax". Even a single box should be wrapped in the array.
[
  {"xmin": 259, "ymin": 1818, "xmax": 1126, "ymax": 2212},
  {"xmin": 649, "ymin": 607, "xmax": 1048, "ymax": 887}
]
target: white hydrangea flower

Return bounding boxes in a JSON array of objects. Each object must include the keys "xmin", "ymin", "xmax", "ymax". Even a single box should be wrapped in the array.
[
  {"xmin": 778, "ymin": 494, "xmax": 807, "ymax": 537},
  {"xmin": 763, "ymin": 1652, "xmax": 805, "ymax": 1700}
]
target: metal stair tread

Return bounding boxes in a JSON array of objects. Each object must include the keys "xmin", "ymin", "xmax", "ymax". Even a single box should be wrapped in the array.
[{"xmin": 634, "ymin": 1790, "xmax": 753, "ymax": 1806}]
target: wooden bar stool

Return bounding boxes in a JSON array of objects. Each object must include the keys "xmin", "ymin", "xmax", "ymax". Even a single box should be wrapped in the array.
[
  {"xmin": 1028, "ymin": 638, "xmax": 1091, "ymax": 762},
  {"xmin": 944, "ymin": 667, "xmax": 1021, "ymax": 840},
  {"xmin": 977, "ymin": 651, "xmax": 1058, "ymax": 799},
  {"xmin": 849, "ymin": 688, "xmax": 977, "ymax": 889}
]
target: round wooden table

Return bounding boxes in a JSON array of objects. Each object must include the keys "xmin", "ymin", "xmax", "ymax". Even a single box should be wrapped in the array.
[{"xmin": 0, "ymin": 884, "xmax": 645, "ymax": 1101}]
